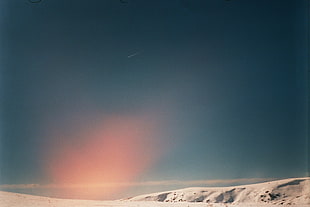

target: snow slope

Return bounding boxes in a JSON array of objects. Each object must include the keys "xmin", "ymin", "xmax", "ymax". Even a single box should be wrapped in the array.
[
  {"xmin": 0, "ymin": 191, "xmax": 309, "ymax": 207},
  {"xmin": 127, "ymin": 177, "xmax": 310, "ymax": 205},
  {"xmin": 0, "ymin": 177, "xmax": 309, "ymax": 207},
  {"xmin": 4, "ymin": 191, "xmax": 304, "ymax": 207}
]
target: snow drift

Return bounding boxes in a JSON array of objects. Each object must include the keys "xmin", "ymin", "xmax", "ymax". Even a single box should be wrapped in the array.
[
  {"xmin": 0, "ymin": 177, "xmax": 309, "ymax": 207},
  {"xmin": 127, "ymin": 177, "xmax": 310, "ymax": 205}
]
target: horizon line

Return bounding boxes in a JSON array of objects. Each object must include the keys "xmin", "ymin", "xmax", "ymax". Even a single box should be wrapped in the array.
[{"xmin": 1, "ymin": 177, "xmax": 306, "ymax": 190}]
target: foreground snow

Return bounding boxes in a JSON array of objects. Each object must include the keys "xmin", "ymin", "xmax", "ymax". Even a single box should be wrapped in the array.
[{"xmin": 1, "ymin": 177, "xmax": 309, "ymax": 207}]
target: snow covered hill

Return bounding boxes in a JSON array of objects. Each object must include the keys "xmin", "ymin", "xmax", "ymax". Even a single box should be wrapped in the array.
[
  {"xmin": 127, "ymin": 177, "xmax": 310, "ymax": 205},
  {"xmin": 0, "ymin": 177, "xmax": 309, "ymax": 207}
]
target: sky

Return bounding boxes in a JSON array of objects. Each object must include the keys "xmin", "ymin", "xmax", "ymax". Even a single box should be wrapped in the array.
[{"xmin": 0, "ymin": 0, "xmax": 309, "ymax": 200}]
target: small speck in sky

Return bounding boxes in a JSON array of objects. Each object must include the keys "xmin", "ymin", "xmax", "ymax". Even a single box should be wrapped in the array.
[{"xmin": 127, "ymin": 51, "xmax": 141, "ymax": 58}]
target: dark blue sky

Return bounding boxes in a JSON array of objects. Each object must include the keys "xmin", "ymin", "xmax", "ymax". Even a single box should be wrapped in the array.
[{"xmin": 0, "ymin": 0, "xmax": 308, "ymax": 200}]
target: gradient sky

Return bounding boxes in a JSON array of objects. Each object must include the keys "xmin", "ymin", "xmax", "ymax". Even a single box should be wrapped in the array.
[{"xmin": 0, "ymin": 0, "xmax": 309, "ymax": 200}]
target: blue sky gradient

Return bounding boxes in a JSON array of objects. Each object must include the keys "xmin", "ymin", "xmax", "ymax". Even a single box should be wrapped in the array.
[{"xmin": 0, "ymin": 0, "xmax": 308, "ymax": 200}]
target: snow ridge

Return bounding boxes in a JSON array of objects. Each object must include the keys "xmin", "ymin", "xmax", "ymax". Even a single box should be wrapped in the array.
[{"xmin": 127, "ymin": 177, "xmax": 310, "ymax": 205}]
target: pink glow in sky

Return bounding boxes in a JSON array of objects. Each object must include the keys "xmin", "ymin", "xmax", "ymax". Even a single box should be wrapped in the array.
[{"xmin": 44, "ymin": 114, "xmax": 165, "ymax": 199}]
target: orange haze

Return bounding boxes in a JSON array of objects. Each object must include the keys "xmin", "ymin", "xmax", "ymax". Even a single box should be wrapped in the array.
[{"xmin": 44, "ymin": 115, "xmax": 164, "ymax": 199}]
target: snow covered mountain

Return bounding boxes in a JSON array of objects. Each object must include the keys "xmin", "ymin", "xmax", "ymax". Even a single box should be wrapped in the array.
[{"xmin": 127, "ymin": 177, "xmax": 310, "ymax": 205}]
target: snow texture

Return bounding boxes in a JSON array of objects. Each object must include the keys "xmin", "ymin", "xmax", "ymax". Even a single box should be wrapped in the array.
[
  {"xmin": 127, "ymin": 177, "xmax": 310, "ymax": 205},
  {"xmin": 0, "ymin": 177, "xmax": 309, "ymax": 207}
]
